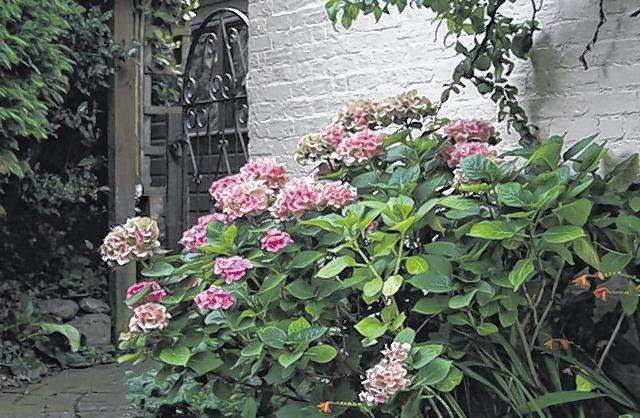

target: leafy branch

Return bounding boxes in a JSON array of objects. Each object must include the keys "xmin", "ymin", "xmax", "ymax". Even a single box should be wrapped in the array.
[{"xmin": 325, "ymin": 0, "xmax": 540, "ymax": 146}]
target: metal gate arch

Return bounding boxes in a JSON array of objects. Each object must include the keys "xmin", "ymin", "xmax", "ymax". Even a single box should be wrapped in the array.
[{"xmin": 181, "ymin": 7, "xmax": 250, "ymax": 224}]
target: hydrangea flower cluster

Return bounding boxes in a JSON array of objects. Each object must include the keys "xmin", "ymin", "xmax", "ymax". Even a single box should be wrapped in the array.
[
  {"xmin": 445, "ymin": 142, "xmax": 498, "ymax": 168},
  {"xmin": 359, "ymin": 342, "xmax": 412, "ymax": 405},
  {"xmin": 337, "ymin": 91, "xmax": 434, "ymax": 130},
  {"xmin": 239, "ymin": 157, "xmax": 289, "ymax": 188},
  {"xmin": 334, "ymin": 129, "xmax": 384, "ymax": 165},
  {"xmin": 441, "ymin": 119, "xmax": 500, "ymax": 169},
  {"xmin": 209, "ymin": 175, "xmax": 273, "ymax": 220},
  {"xmin": 100, "ymin": 217, "xmax": 160, "ymax": 266},
  {"xmin": 125, "ymin": 280, "xmax": 166, "ymax": 305},
  {"xmin": 378, "ymin": 90, "xmax": 435, "ymax": 126},
  {"xmin": 261, "ymin": 229, "xmax": 293, "ymax": 253},
  {"xmin": 208, "ymin": 157, "xmax": 289, "ymax": 219},
  {"xmin": 443, "ymin": 119, "xmax": 496, "ymax": 143},
  {"xmin": 214, "ymin": 255, "xmax": 253, "ymax": 283},
  {"xmin": 179, "ymin": 213, "xmax": 231, "ymax": 252},
  {"xmin": 194, "ymin": 285, "xmax": 235, "ymax": 312},
  {"xmin": 128, "ymin": 303, "xmax": 171, "ymax": 333},
  {"xmin": 270, "ymin": 177, "xmax": 356, "ymax": 219},
  {"xmin": 294, "ymin": 133, "xmax": 335, "ymax": 166},
  {"xmin": 295, "ymin": 91, "xmax": 433, "ymax": 167}
]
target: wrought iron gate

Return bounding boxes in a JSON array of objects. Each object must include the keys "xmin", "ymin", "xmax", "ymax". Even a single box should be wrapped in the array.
[{"xmin": 174, "ymin": 7, "xmax": 249, "ymax": 233}]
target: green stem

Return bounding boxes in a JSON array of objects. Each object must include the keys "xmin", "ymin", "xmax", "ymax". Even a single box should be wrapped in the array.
[
  {"xmin": 393, "ymin": 233, "xmax": 406, "ymax": 276},
  {"xmin": 354, "ymin": 243, "xmax": 383, "ymax": 281}
]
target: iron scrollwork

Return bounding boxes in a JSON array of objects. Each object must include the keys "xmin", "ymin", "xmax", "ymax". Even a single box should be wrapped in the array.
[{"xmin": 182, "ymin": 7, "xmax": 249, "ymax": 184}]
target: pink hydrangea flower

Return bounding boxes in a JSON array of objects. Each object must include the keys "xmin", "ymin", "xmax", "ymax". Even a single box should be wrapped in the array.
[
  {"xmin": 179, "ymin": 213, "xmax": 232, "ymax": 251},
  {"xmin": 100, "ymin": 225, "xmax": 135, "ymax": 266},
  {"xmin": 261, "ymin": 229, "xmax": 294, "ymax": 253},
  {"xmin": 239, "ymin": 157, "xmax": 289, "ymax": 189},
  {"xmin": 318, "ymin": 181, "xmax": 357, "ymax": 209},
  {"xmin": 100, "ymin": 217, "xmax": 160, "ymax": 266},
  {"xmin": 359, "ymin": 342, "xmax": 412, "ymax": 405},
  {"xmin": 270, "ymin": 177, "xmax": 357, "ymax": 219},
  {"xmin": 334, "ymin": 129, "xmax": 383, "ymax": 165},
  {"xmin": 214, "ymin": 256, "xmax": 253, "ymax": 283},
  {"xmin": 210, "ymin": 176, "xmax": 273, "ymax": 219},
  {"xmin": 443, "ymin": 119, "xmax": 495, "ymax": 143},
  {"xmin": 322, "ymin": 123, "xmax": 346, "ymax": 147},
  {"xmin": 128, "ymin": 303, "xmax": 170, "ymax": 333},
  {"xmin": 445, "ymin": 142, "xmax": 497, "ymax": 168},
  {"xmin": 359, "ymin": 359, "xmax": 411, "ymax": 404},
  {"xmin": 194, "ymin": 285, "xmax": 235, "ymax": 312},
  {"xmin": 125, "ymin": 280, "xmax": 167, "ymax": 305},
  {"xmin": 270, "ymin": 177, "xmax": 323, "ymax": 219}
]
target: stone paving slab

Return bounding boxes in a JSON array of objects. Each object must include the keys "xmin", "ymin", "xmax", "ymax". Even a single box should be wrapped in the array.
[{"xmin": 0, "ymin": 363, "xmax": 145, "ymax": 418}]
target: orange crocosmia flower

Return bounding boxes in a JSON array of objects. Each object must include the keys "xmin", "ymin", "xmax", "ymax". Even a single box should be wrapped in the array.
[
  {"xmin": 317, "ymin": 402, "xmax": 332, "ymax": 414},
  {"xmin": 559, "ymin": 337, "xmax": 570, "ymax": 351},
  {"xmin": 593, "ymin": 271, "xmax": 606, "ymax": 281},
  {"xmin": 571, "ymin": 274, "xmax": 590, "ymax": 288},
  {"xmin": 593, "ymin": 286, "xmax": 609, "ymax": 301}
]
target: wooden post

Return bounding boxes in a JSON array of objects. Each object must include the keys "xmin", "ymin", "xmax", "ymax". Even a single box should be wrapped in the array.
[
  {"xmin": 108, "ymin": 0, "xmax": 141, "ymax": 341},
  {"xmin": 166, "ymin": 112, "xmax": 184, "ymax": 248}
]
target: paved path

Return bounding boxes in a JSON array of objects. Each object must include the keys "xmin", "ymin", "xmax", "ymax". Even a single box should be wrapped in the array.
[{"xmin": 0, "ymin": 363, "xmax": 141, "ymax": 418}]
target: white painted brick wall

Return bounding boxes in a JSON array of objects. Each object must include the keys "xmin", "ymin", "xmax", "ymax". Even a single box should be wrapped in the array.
[{"xmin": 246, "ymin": 0, "xmax": 640, "ymax": 168}]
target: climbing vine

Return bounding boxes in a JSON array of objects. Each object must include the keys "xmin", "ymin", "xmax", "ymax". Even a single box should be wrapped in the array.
[{"xmin": 326, "ymin": 0, "xmax": 540, "ymax": 147}]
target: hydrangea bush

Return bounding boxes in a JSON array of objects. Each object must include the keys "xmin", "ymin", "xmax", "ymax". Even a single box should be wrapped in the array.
[{"xmin": 105, "ymin": 91, "xmax": 640, "ymax": 417}]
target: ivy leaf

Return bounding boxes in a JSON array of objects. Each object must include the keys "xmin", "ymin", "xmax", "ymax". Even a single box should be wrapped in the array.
[
  {"xmin": 188, "ymin": 351, "xmax": 222, "ymax": 376},
  {"xmin": 40, "ymin": 323, "xmax": 81, "ymax": 352},
  {"xmin": 285, "ymin": 280, "xmax": 314, "ymax": 300},
  {"xmin": 448, "ymin": 290, "xmax": 477, "ymax": 309},
  {"xmin": 287, "ymin": 317, "xmax": 311, "ymax": 336},
  {"xmin": 509, "ymin": 259, "xmax": 535, "ymax": 290},
  {"xmin": 406, "ymin": 256, "xmax": 429, "ymax": 274},
  {"xmin": 496, "ymin": 183, "xmax": 533, "ymax": 207},
  {"xmin": 382, "ymin": 275, "xmax": 404, "ymax": 296},
  {"xmin": 412, "ymin": 344, "xmax": 444, "ymax": 368},
  {"xmin": 468, "ymin": 221, "xmax": 517, "ymax": 240},
  {"xmin": 142, "ymin": 261, "xmax": 175, "ymax": 277},
  {"xmin": 563, "ymin": 134, "xmax": 597, "ymax": 160},
  {"xmin": 542, "ymin": 226, "xmax": 585, "ymax": 243},
  {"xmin": 315, "ymin": 256, "xmax": 357, "ymax": 278},
  {"xmin": 476, "ymin": 322, "xmax": 499, "ymax": 336},
  {"xmin": 606, "ymin": 154, "xmax": 639, "ymax": 192},
  {"xmin": 530, "ymin": 136, "xmax": 563, "ymax": 169},
  {"xmin": 306, "ymin": 344, "xmax": 338, "ymax": 363},
  {"xmin": 573, "ymin": 238, "xmax": 600, "ymax": 269},
  {"xmin": 355, "ymin": 317, "xmax": 387, "ymax": 339},
  {"xmin": 159, "ymin": 345, "xmax": 190, "ymax": 366},
  {"xmin": 241, "ymin": 342, "xmax": 263, "ymax": 357},
  {"xmin": 278, "ymin": 351, "xmax": 304, "ymax": 368},
  {"xmin": 291, "ymin": 250, "xmax": 323, "ymax": 269},
  {"xmin": 554, "ymin": 199, "xmax": 593, "ymax": 226},
  {"xmin": 434, "ymin": 367, "xmax": 464, "ymax": 392},
  {"xmin": 258, "ymin": 326, "xmax": 288, "ymax": 349},
  {"xmin": 601, "ymin": 251, "xmax": 632, "ymax": 274},
  {"xmin": 413, "ymin": 296, "xmax": 450, "ymax": 315},
  {"xmin": 414, "ymin": 358, "xmax": 452, "ymax": 387},
  {"xmin": 363, "ymin": 277, "xmax": 383, "ymax": 298},
  {"xmin": 291, "ymin": 327, "xmax": 328, "ymax": 344}
]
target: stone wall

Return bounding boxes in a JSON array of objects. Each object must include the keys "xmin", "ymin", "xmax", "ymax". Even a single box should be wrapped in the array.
[{"xmin": 246, "ymin": 0, "xmax": 640, "ymax": 168}]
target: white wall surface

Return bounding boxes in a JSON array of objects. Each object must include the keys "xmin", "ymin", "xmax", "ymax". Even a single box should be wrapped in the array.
[{"xmin": 246, "ymin": 0, "xmax": 640, "ymax": 168}]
